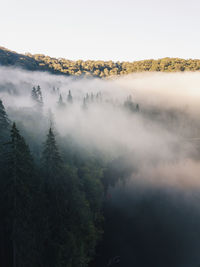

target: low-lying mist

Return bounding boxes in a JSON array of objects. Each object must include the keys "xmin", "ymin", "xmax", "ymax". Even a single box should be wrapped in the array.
[{"xmin": 1, "ymin": 66, "xmax": 200, "ymax": 267}]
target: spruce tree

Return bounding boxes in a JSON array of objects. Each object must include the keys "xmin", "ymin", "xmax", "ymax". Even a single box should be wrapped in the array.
[
  {"xmin": 91, "ymin": 93, "xmax": 94, "ymax": 102},
  {"xmin": 82, "ymin": 97, "xmax": 87, "ymax": 110},
  {"xmin": 31, "ymin": 85, "xmax": 43, "ymax": 106},
  {"xmin": 57, "ymin": 94, "xmax": 65, "ymax": 108},
  {"xmin": 42, "ymin": 128, "xmax": 62, "ymax": 180},
  {"xmin": 67, "ymin": 90, "xmax": 73, "ymax": 104},
  {"xmin": 0, "ymin": 99, "xmax": 10, "ymax": 266},
  {"xmin": 0, "ymin": 99, "xmax": 10, "ymax": 131},
  {"xmin": 0, "ymin": 99, "xmax": 10, "ymax": 166},
  {"xmin": 40, "ymin": 128, "xmax": 66, "ymax": 266},
  {"xmin": 1, "ymin": 123, "xmax": 36, "ymax": 267},
  {"xmin": 41, "ymin": 128, "xmax": 97, "ymax": 267},
  {"xmin": 31, "ymin": 86, "xmax": 38, "ymax": 103},
  {"xmin": 36, "ymin": 85, "xmax": 43, "ymax": 105}
]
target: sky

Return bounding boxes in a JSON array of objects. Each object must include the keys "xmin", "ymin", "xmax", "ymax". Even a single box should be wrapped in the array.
[{"xmin": 0, "ymin": 0, "xmax": 200, "ymax": 61}]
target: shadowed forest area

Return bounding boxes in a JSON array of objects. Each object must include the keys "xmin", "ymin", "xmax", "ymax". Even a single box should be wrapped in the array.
[{"xmin": 1, "ymin": 66, "xmax": 200, "ymax": 267}]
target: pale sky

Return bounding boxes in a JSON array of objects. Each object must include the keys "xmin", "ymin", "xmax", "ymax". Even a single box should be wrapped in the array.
[{"xmin": 1, "ymin": 0, "xmax": 199, "ymax": 61}]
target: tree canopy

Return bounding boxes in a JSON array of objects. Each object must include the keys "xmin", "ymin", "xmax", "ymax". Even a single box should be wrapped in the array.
[{"xmin": 1, "ymin": 47, "xmax": 200, "ymax": 78}]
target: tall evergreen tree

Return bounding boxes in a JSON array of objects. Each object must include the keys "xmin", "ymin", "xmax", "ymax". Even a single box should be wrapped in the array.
[
  {"xmin": 82, "ymin": 97, "xmax": 87, "ymax": 110},
  {"xmin": 57, "ymin": 94, "xmax": 65, "ymax": 108},
  {"xmin": 1, "ymin": 123, "xmax": 36, "ymax": 267},
  {"xmin": 0, "ymin": 99, "xmax": 10, "ymax": 266},
  {"xmin": 0, "ymin": 99, "xmax": 10, "ymax": 131},
  {"xmin": 36, "ymin": 85, "xmax": 43, "ymax": 105},
  {"xmin": 90, "ymin": 93, "xmax": 94, "ymax": 102},
  {"xmin": 42, "ymin": 128, "xmax": 62, "ymax": 179},
  {"xmin": 136, "ymin": 103, "xmax": 140, "ymax": 112},
  {"xmin": 31, "ymin": 87, "xmax": 38, "ymax": 103},
  {"xmin": 67, "ymin": 90, "xmax": 73, "ymax": 104},
  {"xmin": 40, "ymin": 128, "xmax": 66, "ymax": 266},
  {"xmin": 40, "ymin": 128, "xmax": 100, "ymax": 267},
  {"xmin": 31, "ymin": 85, "xmax": 43, "ymax": 106},
  {"xmin": 0, "ymin": 99, "xmax": 10, "ymax": 169}
]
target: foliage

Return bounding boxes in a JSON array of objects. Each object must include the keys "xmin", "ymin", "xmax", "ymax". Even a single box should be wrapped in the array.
[
  {"xmin": 1, "ymin": 47, "xmax": 200, "ymax": 78},
  {"xmin": 0, "ymin": 100, "xmax": 110, "ymax": 267}
]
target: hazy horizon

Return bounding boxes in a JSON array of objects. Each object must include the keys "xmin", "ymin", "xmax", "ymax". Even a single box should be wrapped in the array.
[
  {"xmin": 1, "ymin": 0, "xmax": 200, "ymax": 61},
  {"xmin": 2, "ymin": 45, "xmax": 200, "ymax": 62}
]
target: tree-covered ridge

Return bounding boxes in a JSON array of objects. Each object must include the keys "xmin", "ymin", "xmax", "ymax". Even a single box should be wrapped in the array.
[
  {"xmin": 29, "ymin": 55, "xmax": 200, "ymax": 77},
  {"xmin": 0, "ymin": 46, "xmax": 40, "ymax": 71},
  {"xmin": 0, "ymin": 47, "xmax": 200, "ymax": 77}
]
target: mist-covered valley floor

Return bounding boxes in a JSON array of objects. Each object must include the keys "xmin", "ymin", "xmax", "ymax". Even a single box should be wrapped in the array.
[{"xmin": 1, "ymin": 66, "xmax": 200, "ymax": 267}]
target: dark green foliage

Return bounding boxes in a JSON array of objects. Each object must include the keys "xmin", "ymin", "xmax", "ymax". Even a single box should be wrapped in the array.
[
  {"xmin": 0, "ymin": 99, "xmax": 10, "ymax": 175},
  {"xmin": 0, "ymin": 123, "xmax": 36, "ymax": 267},
  {"xmin": 38, "ymin": 128, "xmax": 103, "ymax": 266},
  {"xmin": 0, "ymin": 100, "xmax": 11, "ymax": 266},
  {"xmin": 0, "ymin": 99, "xmax": 10, "ymax": 131},
  {"xmin": 0, "ymin": 101, "xmax": 107, "ymax": 267}
]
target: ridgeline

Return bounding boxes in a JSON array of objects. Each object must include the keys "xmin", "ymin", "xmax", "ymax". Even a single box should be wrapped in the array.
[{"xmin": 0, "ymin": 46, "xmax": 200, "ymax": 77}]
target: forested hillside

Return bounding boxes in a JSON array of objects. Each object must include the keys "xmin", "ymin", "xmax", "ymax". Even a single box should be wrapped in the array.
[
  {"xmin": 0, "ymin": 78, "xmax": 141, "ymax": 266},
  {"xmin": 1, "ymin": 67, "xmax": 200, "ymax": 266},
  {"xmin": 0, "ymin": 92, "xmax": 107, "ymax": 267},
  {"xmin": 1, "ymin": 46, "xmax": 200, "ymax": 77}
]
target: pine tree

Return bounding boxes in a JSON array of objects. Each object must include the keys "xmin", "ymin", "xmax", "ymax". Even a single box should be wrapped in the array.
[
  {"xmin": 0, "ymin": 99, "xmax": 10, "ymax": 169},
  {"xmin": 67, "ymin": 90, "xmax": 73, "ymax": 104},
  {"xmin": 41, "ymin": 128, "xmax": 98, "ymax": 267},
  {"xmin": 1, "ymin": 123, "xmax": 36, "ymax": 267},
  {"xmin": 82, "ymin": 97, "xmax": 87, "ymax": 110},
  {"xmin": 86, "ymin": 93, "xmax": 89, "ymax": 102},
  {"xmin": 36, "ymin": 85, "xmax": 43, "ymax": 105},
  {"xmin": 0, "ymin": 99, "xmax": 10, "ymax": 266},
  {"xmin": 42, "ymin": 128, "xmax": 62, "ymax": 180},
  {"xmin": 31, "ymin": 87, "xmax": 38, "ymax": 102},
  {"xmin": 47, "ymin": 108, "xmax": 55, "ymax": 130},
  {"xmin": 40, "ymin": 128, "xmax": 65, "ymax": 266},
  {"xmin": 0, "ymin": 99, "xmax": 10, "ymax": 131},
  {"xmin": 91, "ymin": 93, "xmax": 94, "ymax": 102},
  {"xmin": 136, "ymin": 103, "xmax": 140, "ymax": 112},
  {"xmin": 31, "ymin": 85, "xmax": 43, "ymax": 106},
  {"xmin": 124, "ymin": 95, "xmax": 136, "ymax": 112},
  {"xmin": 57, "ymin": 94, "xmax": 65, "ymax": 108}
]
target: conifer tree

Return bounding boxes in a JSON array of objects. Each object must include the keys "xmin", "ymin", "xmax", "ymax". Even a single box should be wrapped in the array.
[
  {"xmin": 0, "ymin": 99, "xmax": 10, "ymax": 170},
  {"xmin": 42, "ymin": 128, "xmax": 62, "ymax": 180},
  {"xmin": 91, "ymin": 93, "xmax": 94, "ymax": 102},
  {"xmin": 86, "ymin": 93, "xmax": 89, "ymax": 102},
  {"xmin": 31, "ymin": 86, "xmax": 37, "ymax": 102},
  {"xmin": 124, "ymin": 95, "xmax": 135, "ymax": 112},
  {"xmin": 57, "ymin": 94, "xmax": 65, "ymax": 108},
  {"xmin": 31, "ymin": 85, "xmax": 43, "ymax": 106},
  {"xmin": 1, "ymin": 123, "xmax": 36, "ymax": 267},
  {"xmin": 0, "ymin": 99, "xmax": 10, "ymax": 266},
  {"xmin": 40, "ymin": 128, "xmax": 66, "ymax": 266},
  {"xmin": 36, "ymin": 85, "xmax": 43, "ymax": 105},
  {"xmin": 41, "ymin": 128, "xmax": 99, "ymax": 267},
  {"xmin": 82, "ymin": 97, "xmax": 87, "ymax": 110},
  {"xmin": 0, "ymin": 99, "xmax": 10, "ymax": 131},
  {"xmin": 47, "ymin": 108, "xmax": 55, "ymax": 130},
  {"xmin": 67, "ymin": 90, "xmax": 73, "ymax": 104}
]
